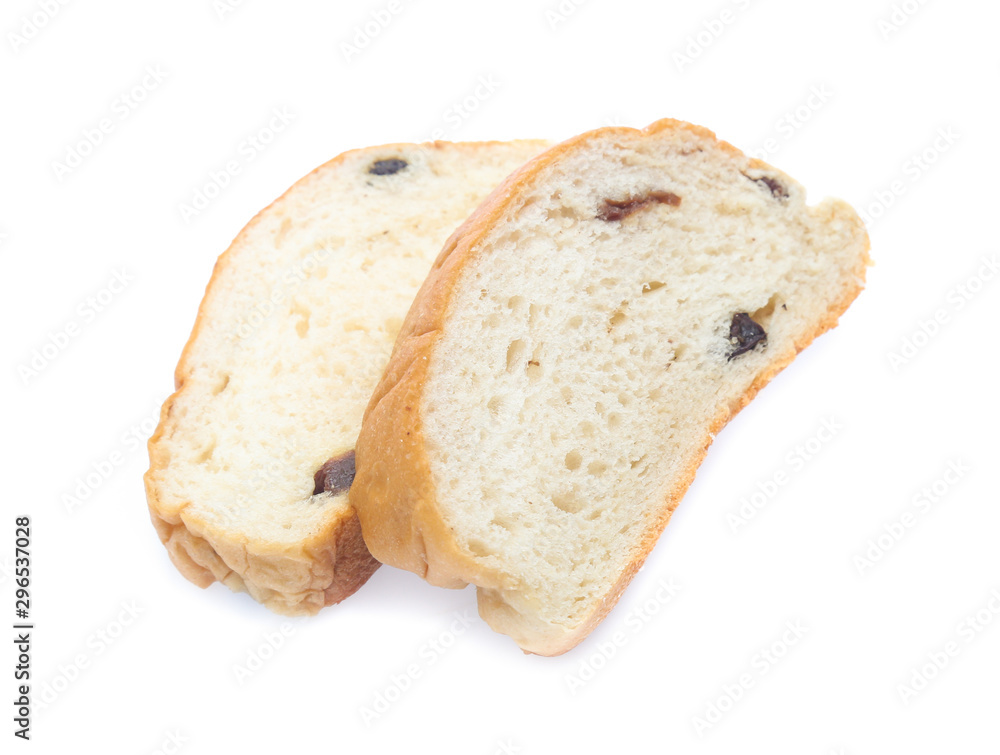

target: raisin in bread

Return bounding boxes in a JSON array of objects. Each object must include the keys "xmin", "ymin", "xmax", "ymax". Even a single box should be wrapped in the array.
[
  {"xmin": 145, "ymin": 139, "xmax": 549, "ymax": 615},
  {"xmin": 350, "ymin": 119, "xmax": 870, "ymax": 653}
]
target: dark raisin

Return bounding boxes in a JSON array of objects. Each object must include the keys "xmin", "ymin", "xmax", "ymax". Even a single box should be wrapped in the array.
[
  {"xmin": 598, "ymin": 191, "xmax": 681, "ymax": 221},
  {"xmin": 745, "ymin": 174, "xmax": 789, "ymax": 200},
  {"xmin": 369, "ymin": 158, "xmax": 408, "ymax": 176},
  {"xmin": 313, "ymin": 450, "xmax": 356, "ymax": 496},
  {"xmin": 728, "ymin": 313, "xmax": 767, "ymax": 360}
]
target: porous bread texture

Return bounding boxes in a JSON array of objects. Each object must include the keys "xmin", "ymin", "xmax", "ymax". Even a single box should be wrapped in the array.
[
  {"xmin": 145, "ymin": 139, "xmax": 549, "ymax": 615},
  {"xmin": 351, "ymin": 119, "xmax": 870, "ymax": 654}
]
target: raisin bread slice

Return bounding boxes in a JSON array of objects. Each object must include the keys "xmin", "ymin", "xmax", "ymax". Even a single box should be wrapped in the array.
[
  {"xmin": 350, "ymin": 119, "xmax": 870, "ymax": 653},
  {"xmin": 145, "ymin": 139, "xmax": 549, "ymax": 615}
]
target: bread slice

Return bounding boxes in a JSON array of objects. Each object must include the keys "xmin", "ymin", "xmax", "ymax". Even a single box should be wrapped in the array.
[
  {"xmin": 350, "ymin": 119, "xmax": 870, "ymax": 654},
  {"xmin": 145, "ymin": 139, "xmax": 549, "ymax": 615}
]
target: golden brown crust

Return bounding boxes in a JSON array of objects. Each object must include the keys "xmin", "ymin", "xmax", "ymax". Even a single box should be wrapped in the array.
[
  {"xmin": 146, "ymin": 455, "xmax": 381, "ymax": 614},
  {"xmin": 145, "ymin": 139, "xmax": 546, "ymax": 614},
  {"xmin": 350, "ymin": 119, "xmax": 871, "ymax": 653}
]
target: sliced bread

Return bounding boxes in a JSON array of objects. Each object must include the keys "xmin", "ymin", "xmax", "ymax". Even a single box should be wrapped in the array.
[
  {"xmin": 350, "ymin": 119, "xmax": 870, "ymax": 653},
  {"xmin": 145, "ymin": 139, "xmax": 549, "ymax": 615}
]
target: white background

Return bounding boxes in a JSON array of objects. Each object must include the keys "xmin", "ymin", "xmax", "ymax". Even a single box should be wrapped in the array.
[{"xmin": 3, "ymin": 0, "xmax": 999, "ymax": 752}]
